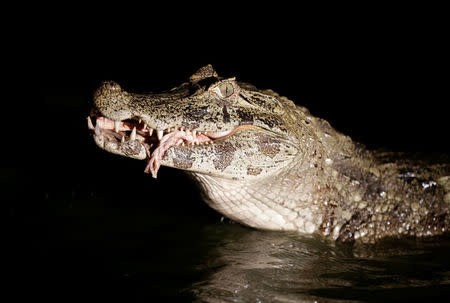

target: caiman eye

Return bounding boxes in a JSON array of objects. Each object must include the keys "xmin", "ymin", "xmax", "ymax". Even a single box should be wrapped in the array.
[{"xmin": 217, "ymin": 82, "xmax": 234, "ymax": 98}]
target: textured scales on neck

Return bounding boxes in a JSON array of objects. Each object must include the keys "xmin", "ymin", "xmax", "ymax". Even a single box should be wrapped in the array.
[{"xmin": 88, "ymin": 65, "xmax": 450, "ymax": 244}]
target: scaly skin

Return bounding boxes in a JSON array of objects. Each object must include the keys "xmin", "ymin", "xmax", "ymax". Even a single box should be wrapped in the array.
[{"xmin": 88, "ymin": 65, "xmax": 450, "ymax": 243}]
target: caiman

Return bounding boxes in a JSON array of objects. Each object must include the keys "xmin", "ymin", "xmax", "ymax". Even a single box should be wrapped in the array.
[{"xmin": 87, "ymin": 65, "xmax": 450, "ymax": 243}]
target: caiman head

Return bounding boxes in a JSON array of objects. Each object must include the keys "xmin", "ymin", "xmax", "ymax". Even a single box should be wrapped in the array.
[{"xmin": 88, "ymin": 65, "xmax": 303, "ymax": 180}]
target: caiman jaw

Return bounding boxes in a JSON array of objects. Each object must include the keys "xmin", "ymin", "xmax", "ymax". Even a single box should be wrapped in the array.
[{"xmin": 87, "ymin": 114, "xmax": 263, "ymax": 178}]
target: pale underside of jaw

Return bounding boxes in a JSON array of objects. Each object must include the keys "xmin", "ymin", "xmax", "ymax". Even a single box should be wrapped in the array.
[{"xmin": 88, "ymin": 116, "xmax": 238, "ymax": 178}]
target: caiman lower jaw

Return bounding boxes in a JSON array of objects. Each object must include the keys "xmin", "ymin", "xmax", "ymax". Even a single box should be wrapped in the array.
[{"xmin": 87, "ymin": 115, "xmax": 264, "ymax": 178}]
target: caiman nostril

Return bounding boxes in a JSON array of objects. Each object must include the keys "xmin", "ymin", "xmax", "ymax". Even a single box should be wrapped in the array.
[{"xmin": 102, "ymin": 80, "xmax": 121, "ymax": 91}]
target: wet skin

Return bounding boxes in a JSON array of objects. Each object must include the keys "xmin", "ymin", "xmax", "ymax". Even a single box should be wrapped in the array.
[{"xmin": 88, "ymin": 65, "xmax": 450, "ymax": 243}]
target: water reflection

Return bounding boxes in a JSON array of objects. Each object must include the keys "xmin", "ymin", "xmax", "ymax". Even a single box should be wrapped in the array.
[{"xmin": 189, "ymin": 224, "xmax": 450, "ymax": 302}]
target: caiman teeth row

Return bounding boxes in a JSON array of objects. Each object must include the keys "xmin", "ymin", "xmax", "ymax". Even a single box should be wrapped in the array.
[{"xmin": 87, "ymin": 116, "xmax": 211, "ymax": 142}]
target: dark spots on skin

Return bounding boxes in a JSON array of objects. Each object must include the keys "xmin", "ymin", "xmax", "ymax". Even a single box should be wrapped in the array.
[
  {"xmin": 334, "ymin": 158, "xmax": 378, "ymax": 194},
  {"xmin": 252, "ymin": 114, "xmax": 288, "ymax": 133},
  {"xmin": 120, "ymin": 141, "xmax": 143, "ymax": 156},
  {"xmin": 258, "ymin": 116, "xmax": 277, "ymax": 129},
  {"xmin": 222, "ymin": 106, "xmax": 231, "ymax": 123},
  {"xmin": 240, "ymin": 91, "xmax": 280, "ymax": 112},
  {"xmin": 213, "ymin": 142, "xmax": 235, "ymax": 171},
  {"xmin": 172, "ymin": 148, "xmax": 194, "ymax": 170},
  {"xmin": 255, "ymin": 133, "xmax": 281, "ymax": 158},
  {"xmin": 236, "ymin": 109, "xmax": 254, "ymax": 125},
  {"xmin": 187, "ymin": 106, "xmax": 210, "ymax": 121},
  {"xmin": 239, "ymin": 93, "xmax": 252, "ymax": 104},
  {"xmin": 247, "ymin": 166, "xmax": 262, "ymax": 176}
]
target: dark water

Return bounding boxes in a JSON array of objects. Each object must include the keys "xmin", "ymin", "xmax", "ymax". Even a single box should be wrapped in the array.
[
  {"xmin": 8, "ymin": 181, "xmax": 450, "ymax": 303},
  {"xmin": 190, "ymin": 226, "xmax": 450, "ymax": 302}
]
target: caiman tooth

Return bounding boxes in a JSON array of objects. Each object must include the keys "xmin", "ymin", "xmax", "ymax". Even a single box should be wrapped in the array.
[
  {"xmin": 121, "ymin": 135, "xmax": 125, "ymax": 143},
  {"xmin": 157, "ymin": 130, "xmax": 164, "ymax": 140},
  {"xmin": 114, "ymin": 120, "xmax": 120, "ymax": 133},
  {"xmin": 138, "ymin": 118, "xmax": 142, "ymax": 124},
  {"xmin": 87, "ymin": 116, "xmax": 94, "ymax": 130},
  {"xmin": 131, "ymin": 127, "xmax": 137, "ymax": 140},
  {"xmin": 143, "ymin": 124, "xmax": 147, "ymax": 131},
  {"xmin": 193, "ymin": 130, "xmax": 197, "ymax": 136},
  {"xmin": 149, "ymin": 128, "xmax": 154, "ymax": 136}
]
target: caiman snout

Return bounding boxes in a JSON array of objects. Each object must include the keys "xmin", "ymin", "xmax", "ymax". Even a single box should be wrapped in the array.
[{"xmin": 93, "ymin": 81, "xmax": 133, "ymax": 121}]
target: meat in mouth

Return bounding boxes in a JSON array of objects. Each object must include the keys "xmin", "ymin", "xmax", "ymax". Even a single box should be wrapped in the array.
[{"xmin": 87, "ymin": 115, "xmax": 241, "ymax": 178}]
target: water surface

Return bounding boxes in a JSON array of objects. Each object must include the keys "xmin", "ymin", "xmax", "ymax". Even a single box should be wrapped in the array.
[
  {"xmin": 188, "ymin": 224, "xmax": 450, "ymax": 302},
  {"xmin": 10, "ymin": 185, "xmax": 450, "ymax": 303}
]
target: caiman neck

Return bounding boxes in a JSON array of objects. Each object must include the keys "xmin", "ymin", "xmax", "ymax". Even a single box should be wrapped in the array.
[
  {"xmin": 190, "ymin": 126, "xmax": 374, "ymax": 235},
  {"xmin": 191, "ymin": 120, "xmax": 450, "ymax": 243}
]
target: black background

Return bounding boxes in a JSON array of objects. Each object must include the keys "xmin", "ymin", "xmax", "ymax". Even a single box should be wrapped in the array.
[{"xmin": 5, "ymin": 6, "xmax": 449, "ymax": 302}]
